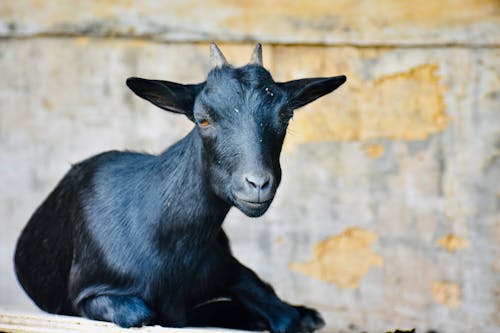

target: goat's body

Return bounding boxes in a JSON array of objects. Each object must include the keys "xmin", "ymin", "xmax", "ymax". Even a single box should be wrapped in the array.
[
  {"xmin": 16, "ymin": 131, "xmax": 234, "ymax": 325},
  {"xmin": 15, "ymin": 44, "xmax": 344, "ymax": 332}
]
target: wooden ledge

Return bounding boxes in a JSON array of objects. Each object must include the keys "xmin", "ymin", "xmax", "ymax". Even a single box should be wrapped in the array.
[{"xmin": 0, "ymin": 312, "xmax": 250, "ymax": 333}]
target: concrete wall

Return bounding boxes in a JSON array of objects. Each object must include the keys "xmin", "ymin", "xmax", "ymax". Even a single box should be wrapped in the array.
[{"xmin": 1, "ymin": 1, "xmax": 499, "ymax": 332}]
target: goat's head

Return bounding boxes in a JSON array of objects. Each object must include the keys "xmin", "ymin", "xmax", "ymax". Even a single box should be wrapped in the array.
[{"xmin": 126, "ymin": 43, "xmax": 346, "ymax": 217}]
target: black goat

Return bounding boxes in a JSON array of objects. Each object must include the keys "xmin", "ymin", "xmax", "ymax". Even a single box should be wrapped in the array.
[{"xmin": 14, "ymin": 44, "xmax": 346, "ymax": 333}]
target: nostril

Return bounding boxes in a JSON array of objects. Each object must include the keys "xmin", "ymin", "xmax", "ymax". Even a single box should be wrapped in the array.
[
  {"xmin": 245, "ymin": 176, "xmax": 258, "ymax": 189},
  {"xmin": 260, "ymin": 176, "xmax": 270, "ymax": 190}
]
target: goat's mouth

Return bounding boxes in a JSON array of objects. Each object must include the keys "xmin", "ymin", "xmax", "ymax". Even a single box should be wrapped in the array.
[
  {"xmin": 239, "ymin": 198, "xmax": 273, "ymax": 207},
  {"xmin": 232, "ymin": 194, "xmax": 274, "ymax": 217}
]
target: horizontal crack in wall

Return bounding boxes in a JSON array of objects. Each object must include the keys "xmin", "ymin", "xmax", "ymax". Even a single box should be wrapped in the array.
[{"xmin": 0, "ymin": 34, "xmax": 498, "ymax": 49}]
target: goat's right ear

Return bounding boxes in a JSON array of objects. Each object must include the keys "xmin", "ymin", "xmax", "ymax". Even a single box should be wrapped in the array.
[
  {"xmin": 278, "ymin": 75, "xmax": 346, "ymax": 110},
  {"xmin": 126, "ymin": 77, "xmax": 203, "ymax": 120}
]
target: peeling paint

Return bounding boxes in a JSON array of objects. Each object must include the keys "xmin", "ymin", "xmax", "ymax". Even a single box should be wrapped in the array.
[
  {"xmin": 284, "ymin": 64, "xmax": 449, "ymax": 151},
  {"xmin": 431, "ymin": 281, "xmax": 461, "ymax": 308},
  {"xmin": 436, "ymin": 234, "xmax": 468, "ymax": 252},
  {"xmin": 289, "ymin": 227, "xmax": 383, "ymax": 288},
  {"xmin": 362, "ymin": 143, "xmax": 384, "ymax": 159}
]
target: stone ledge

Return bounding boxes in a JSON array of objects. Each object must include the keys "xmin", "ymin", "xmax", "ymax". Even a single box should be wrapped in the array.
[
  {"xmin": 1, "ymin": 0, "xmax": 498, "ymax": 46},
  {"xmin": 0, "ymin": 311, "xmax": 250, "ymax": 333}
]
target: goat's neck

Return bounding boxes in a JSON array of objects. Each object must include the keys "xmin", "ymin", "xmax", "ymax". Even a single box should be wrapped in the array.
[{"xmin": 157, "ymin": 129, "xmax": 230, "ymax": 240}]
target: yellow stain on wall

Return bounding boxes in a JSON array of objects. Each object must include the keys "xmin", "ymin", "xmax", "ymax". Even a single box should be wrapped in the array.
[
  {"xmin": 221, "ymin": 0, "xmax": 500, "ymax": 33},
  {"xmin": 284, "ymin": 64, "xmax": 449, "ymax": 150},
  {"xmin": 436, "ymin": 234, "xmax": 468, "ymax": 252},
  {"xmin": 431, "ymin": 281, "xmax": 461, "ymax": 308},
  {"xmin": 362, "ymin": 144, "xmax": 384, "ymax": 159},
  {"xmin": 289, "ymin": 227, "xmax": 383, "ymax": 288}
]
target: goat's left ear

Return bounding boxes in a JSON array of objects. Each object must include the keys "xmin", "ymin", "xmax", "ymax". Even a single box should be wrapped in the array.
[
  {"xmin": 278, "ymin": 75, "xmax": 346, "ymax": 109},
  {"xmin": 126, "ymin": 77, "xmax": 203, "ymax": 120}
]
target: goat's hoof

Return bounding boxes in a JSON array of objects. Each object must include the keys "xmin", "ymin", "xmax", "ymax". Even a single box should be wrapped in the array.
[
  {"xmin": 294, "ymin": 306, "xmax": 325, "ymax": 333},
  {"xmin": 269, "ymin": 311, "xmax": 301, "ymax": 333}
]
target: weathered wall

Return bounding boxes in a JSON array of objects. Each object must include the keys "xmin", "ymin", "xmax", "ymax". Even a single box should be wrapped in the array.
[{"xmin": 0, "ymin": 1, "xmax": 499, "ymax": 332}]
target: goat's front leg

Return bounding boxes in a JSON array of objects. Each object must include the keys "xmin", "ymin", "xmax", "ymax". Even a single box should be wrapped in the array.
[{"xmin": 228, "ymin": 259, "xmax": 325, "ymax": 333}]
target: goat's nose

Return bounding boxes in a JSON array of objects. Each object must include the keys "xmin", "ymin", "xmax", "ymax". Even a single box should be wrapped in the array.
[
  {"xmin": 244, "ymin": 172, "xmax": 271, "ymax": 191},
  {"xmin": 242, "ymin": 172, "xmax": 273, "ymax": 202}
]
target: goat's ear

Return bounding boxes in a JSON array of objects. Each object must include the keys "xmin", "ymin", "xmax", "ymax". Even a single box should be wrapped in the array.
[
  {"xmin": 126, "ymin": 77, "xmax": 203, "ymax": 120},
  {"xmin": 278, "ymin": 75, "xmax": 346, "ymax": 109}
]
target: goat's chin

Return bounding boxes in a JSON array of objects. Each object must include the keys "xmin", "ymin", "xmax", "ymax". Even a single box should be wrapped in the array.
[{"xmin": 232, "ymin": 199, "xmax": 272, "ymax": 218}]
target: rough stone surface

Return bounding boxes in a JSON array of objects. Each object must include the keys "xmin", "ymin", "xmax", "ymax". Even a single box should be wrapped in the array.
[{"xmin": 0, "ymin": 2, "xmax": 499, "ymax": 333}]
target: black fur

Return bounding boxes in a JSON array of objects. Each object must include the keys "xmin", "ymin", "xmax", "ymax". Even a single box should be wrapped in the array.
[{"xmin": 14, "ymin": 45, "xmax": 345, "ymax": 333}]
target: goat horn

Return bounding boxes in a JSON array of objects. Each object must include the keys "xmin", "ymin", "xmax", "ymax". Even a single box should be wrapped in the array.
[
  {"xmin": 249, "ymin": 43, "xmax": 263, "ymax": 66},
  {"xmin": 210, "ymin": 43, "xmax": 227, "ymax": 68}
]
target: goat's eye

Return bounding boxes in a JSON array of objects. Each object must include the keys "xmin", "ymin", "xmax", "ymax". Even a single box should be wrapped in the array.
[{"xmin": 198, "ymin": 119, "xmax": 210, "ymax": 127}]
